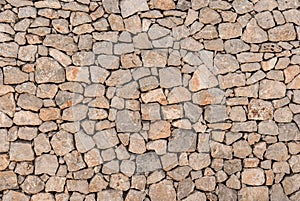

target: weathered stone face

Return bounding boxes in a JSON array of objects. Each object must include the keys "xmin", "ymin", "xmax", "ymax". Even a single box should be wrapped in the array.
[{"xmin": 0, "ymin": 0, "xmax": 299, "ymax": 199}]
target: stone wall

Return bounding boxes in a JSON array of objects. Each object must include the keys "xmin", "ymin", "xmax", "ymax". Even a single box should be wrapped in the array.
[{"xmin": 0, "ymin": 0, "xmax": 300, "ymax": 200}]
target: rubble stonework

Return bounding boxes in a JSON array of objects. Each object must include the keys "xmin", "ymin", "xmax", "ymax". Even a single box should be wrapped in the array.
[{"xmin": 0, "ymin": 0, "xmax": 300, "ymax": 200}]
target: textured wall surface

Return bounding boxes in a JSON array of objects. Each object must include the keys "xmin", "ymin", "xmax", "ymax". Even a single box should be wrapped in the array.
[{"xmin": 0, "ymin": 0, "xmax": 300, "ymax": 200}]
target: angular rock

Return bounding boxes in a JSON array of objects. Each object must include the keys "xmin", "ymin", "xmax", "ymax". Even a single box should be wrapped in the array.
[
  {"xmin": 265, "ymin": 142, "xmax": 289, "ymax": 161},
  {"xmin": 21, "ymin": 175, "xmax": 45, "ymax": 194},
  {"xmin": 3, "ymin": 67, "xmax": 28, "ymax": 84},
  {"xmin": 214, "ymin": 54, "xmax": 239, "ymax": 75},
  {"xmin": 93, "ymin": 128, "xmax": 119, "ymax": 149},
  {"xmin": 13, "ymin": 111, "xmax": 41, "ymax": 126},
  {"xmin": 149, "ymin": 180, "xmax": 176, "ymax": 201},
  {"xmin": 268, "ymin": 23, "xmax": 296, "ymax": 42},
  {"xmin": 50, "ymin": 130, "xmax": 75, "ymax": 156},
  {"xmin": 43, "ymin": 34, "xmax": 78, "ymax": 53},
  {"xmin": 242, "ymin": 168, "xmax": 265, "ymax": 185},
  {"xmin": 35, "ymin": 154, "xmax": 58, "ymax": 175},
  {"xmin": 189, "ymin": 65, "xmax": 218, "ymax": 91},
  {"xmin": 120, "ymin": 0, "xmax": 149, "ymax": 18},
  {"xmin": 168, "ymin": 129, "xmax": 197, "ymax": 152},
  {"xmin": 35, "ymin": 57, "xmax": 65, "ymax": 84},
  {"xmin": 136, "ymin": 152, "xmax": 162, "ymax": 173},
  {"xmin": 116, "ymin": 110, "xmax": 141, "ymax": 132},
  {"xmin": 192, "ymin": 88, "xmax": 225, "ymax": 106},
  {"xmin": 259, "ymin": 80, "xmax": 286, "ymax": 99},
  {"xmin": 0, "ymin": 42, "xmax": 18, "ymax": 58},
  {"xmin": 238, "ymin": 187, "xmax": 269, "ymax": 201},
  {"xmin": 242, "ymin": 18, "xmax": 268, "ymax": 43},
  {"xmin": 0, "ymin": 171, "xmax": 17, "ymax": 191},
  {"xmin": 159, "ymin": 67, "xmax": 182, "ymax": 88},
  {"xmin": 219, "ymin": 23, "xmax": 242, "ymax": 39},
  {"xmin": 248, "ymin": 99, "xmax": 273, "ymax": 120},
  {"xmin": 204, "ymin": 105, "xmax": 227, "ymax": 123}
]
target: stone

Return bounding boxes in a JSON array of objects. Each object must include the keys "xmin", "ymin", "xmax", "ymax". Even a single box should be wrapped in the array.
[
  {"xmin": 72, "ymin": 51, "xmax": 95, "ymax": 66},
  {"xmin": 105, "ymin": 69, "xmax": 132, "ymax": 86},
  {"xmin": 103, "ymin": 0, "xmax": 120, "ymax": 13},
  {"xmin": 50, "ymin": 130, "xmax": 75, "ymax": 156},
  {"xmin": 192, "ymin": 88, "xmax": 225, "ymax": 106},
  {"xmin": 162, "ymin": 104, "xmax": 183, "ymax": 120},
  {"xmin": 128, "ymin": 133, "xmax": 146, "ymax": 154},
  {"xmin": 242, "ymin": 168, "xmax": 265, "ymax": 185},
  {"xmin": 67, "ymin": 180, "xmax": 89, "ymax": 194},
  {"xmin": 233, "ymin": 140, "xmax": 252, "ymax": 158},
  {"xmin": 98, "ymin": 190, "xmax": 123, "ymax": 201},
  {"xmin": 214, "ymin": 54, "xmax": 239, "ymax": 75},
  {"xmin": 13, "ymin": 111, "xmax": 41, "ymax": 126},
  {"xmin": 0, "ymin": 171, "xmax": 17, "ymax": 191},
  {"xmin": 149, "ymin": 180, "xmax": 176, "ymax": 201},
  {"xmin": 167, "ymin": 87, "xmax": 191, "ymax": 103},
  {"xmin": 255, "ymin": 11, "xmax": 275, "ymax": 29},
  {"xmin": 242, "ymin": 18, "xmax": 268, "ymax": 43},
  {"xmin": 149, "ymin": 121, "xmax": 171, "ymax": 140},
  {"xmin": 258, "ymin": 120, "xmax": 278, "ymax": 135},
  {"xmin": 74, "ymin": 131, "xmax": 95, "ymax": 153},
  {"xmin": 43, "ymin": 34, "xmax": 78, "ymax": 54},
  {"xmin": 2, "ymin": 190, "xmax": 30, "ymax": 201},
  {"xmin": 21, "ymin": 175, "xmax": 45, "ymax": 194},
  {"xmin": 274, "ymin": 107, "xmax": 293, "ymax": 123},
  {"xmin": 17, "ymin": 93, "xmax": 43, "ymax": 112},
  {"xmin": 35, "ymin": 154, "xmax": 58, "ymax": 175},
  {"xmin": 52, "ymin": 19, "xmax": 69, "ymax": 34},
  {"xmin": 136, "ymin": 152, "xmax": 162, "ymax": 173},
  {"xmin": 93, "ymin": 128, "xmax": 119, "ymax": 149},
  {"xmin": 0, "ymin": 93, "xmax": 15, "ymax": 117},
  {"xmin": 35, "ymin": 57, "xmax": 65, "ymax": 83},
  {"xmin": 210, "ymin": 141, "xmax": 232, "ymax": 159},
  {"xmin": 199, "ymin": 7, "xmax": 221, "ymax": 25},
  {"xmin": 18, "ymin": 45, "xmax": 37, "ymax": 61},
  {"xmin": 66, "ymin": 67, "xmax": 90, "ymax": 83},
  {"xmin": 248, "ymin": 99, "xmax": 273, "ymax": 120},
  {"xmin": 120, "ymin": 0, "xmax": 149, "ymax": 18},
  {"xmin": 265, "ymin": 142, "xmax": 289, "ymax": 161},
  {"xmin": 3, "ymin": 67, "xmax": 28, "ymax": 84},
  {"xmin": 224, "ymin": 39, "xmax": 250, "ymax": 54},
  {"xmin": 168, "ymin": 129, "xmax": 197, "ymax": 152},
  {"xmin": 109, "ymin": 173, "xmax": 130, "ymax": 191},
  {"xmin": 218, "ymin": 23, "xmax": 242, "ymax": 39},
  {"xmin": 218, "ymin": 73, "xmax": 245, "ymax": 89},
  {"xmin": 189, "ymin": 65, "xmax": 218, "ymax": 91},
  {"xmin": 270, "ymin": 184, "xmax": 290, "ymax": 201},
  {"xmin": 282, "ymin": 174, "xmax": 300, "ymax": 195},
  {"xmin": 238, "ymin": 187, "xmax": 269, "ymax": 201},
  {"xmin": 159, "ymin": 67, "xmax": 182, "ymax": 88},
  {"xmin": 189, "ymin": 153, "xmax": 211, "ymax": 170},
  {"xmin": 268, "ymin": 23, "xmax": 296, "ymax": 42},
  {"xmin": 142, "ymin": 50, "xmax": 168, "ymax": 67},
  {"xmin": 0, "ymin": 42, "xmax": 18, "ymax": 58},
  {"xmin": 204, "ymin": 105, "xmax": 227, "ymax": 123},
  {"xmin": 116, "ymin": 110, "xmax": 141, "ymax": 132},
  {"xmin": 259, "ymin": 80, "xmax": 286, "ymax": 99},
  {"xmin": 64, "ymin": 151, "xmax": 86, "ymax": 172},
  {"xmin": 278, "ymin": 123, "xmax": 300, "ymax": 142},
  {"xmin": 195, "ymin": 176, "xmax": 216, "ymax": 191}
]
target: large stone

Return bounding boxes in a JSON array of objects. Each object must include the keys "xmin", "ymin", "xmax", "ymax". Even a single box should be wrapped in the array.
[
  {"xmin": 210, "ymin": 141, "xmax": 232, "ymax": 159},
  {"xmin": 0, "ymin": 112, "xmax": 13, "ymax": 128},
  {"xmin": 195, "ymin": 176, "xmax": 216, "ymax": 191},
  {"xmin": 214, "ymin": 54, "xmax": 239, "ymax": 74},
  {"xmin": 0, "ymin": 42, "xmax": 18, "ymax": 58},
  {"xmin": 17, "ymin": 93, "xmax": 43, "ymax": 112},
  {"xmin": 278, "ymin": 123, "xmax": 300, "ymax": 141},
  {"xmin": 265, "ymin": 142, "xmax": 289, "ymax": 161},
  {"xmin": 93, "ymin": 128, "xmax": 119, "ymax": 149},
  {"xmin": 142, "ymin": 50, "xmax": 168, "ymax": 67},
  {"xmin": 219, "ymin": 23, "xmax": 242, "ymax": 39},
  {"xmin": 192, "ymin": 88, "xmax": 225, "ymax": 106},
  {"xmin": 242, "ymin": 18, "xmax": 268, "ymax": 43},
  {"xmin": 0, "ymin": 93, "xmax": 15, "ymax": 117},
  {"xmin": 259, "ymin": 80, "xmax": 286, "ymax": 99},
  {"xmin": 116, "ymin": 110, "xmax": 141, "ymax": 132},
  {"xmin": 189, "ymin": 65, "xmax": 218, "ymax": 91},
  {"xmin": 149, "ymin": 120, "xmax": 171, "ymax": 140},
  {"xmin": 120, "ymin": 0, "xmax": 149, "ymax": 17},
  {"xmin": 238, "ymin": 187, "xmax": 269, "ymax": 201},
  {"xmin": 3, "ymin": 67, "xmax": 28, "ymax": 84},
  {"xmin": 189, "ymin": 153, "xmax": 211, "ymax": 170},
  {"xmin": 35, "ymin": 154, "xmax": 58, "ymax": 176},
  {"xmin": 159, "ymin": 67, "xmax": 182, "ymax": 88},
  {"xmin": 248, "ymin": 99, "xmax": 273, "ymax": 120},
  {"xmin": 0, "ymin": 171, "xmax": 18, "ymax": 191},
  {"xmin": 149, "ymin": 180, "xmax": 176, "ymax": 201},
  {"xmin": 242, "ymin": 168, "xmax": 265, "ymax": 185},
  {"xmin": 43, "ymin": 34, "xmax": 78, "ymax": 53},
  {"xmin": 2, "ymin": 190, "xmax": 30, "ymax": 201},
  {"xmin": 268, "ymin": 23, "xmax": 296, "ymax": 42},
  {"xmin": 136, "ymin": 152, "xmax": 162, "ymax": 173},
  {"xmin": 204, "ymin": 105, "xmax": 227, "ymax": 123},
  {"xmin": 13, "ymin": 111, "xmax": 41, "ymax": 125},
  {"xmin": 10, "ymin": 142, "xmax": 34, "ymax": 161},
  {"xmin": 168, "ymin": 129, "xmax": 197, "ymax": 152},
  {"xmin": 62, "ymin": 104, "xmax": 88, "ymax": 121},
  {"xmin": 35, "ymin": 57, "xmax": 65, "ymax": 84},
  {"xmin": 282, "ymin": 174, "xmax": 300, "ymax": 195},
  {"xmin": 50, "ymin": 130, "xmax": 75, "ymax": 156}
]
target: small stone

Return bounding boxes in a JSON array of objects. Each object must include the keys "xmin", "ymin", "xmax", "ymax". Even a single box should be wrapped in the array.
[
  {"xmin": 210, "ymin": 141, "xmax": 232, "ymax": 159},
  {"xmin": 224, "ymin": 39, "xmax": 250, "ymax": 54},
  {"xmin": 214, "ymin": 54, "xmax": 239, "ymax": 75},
  {"xmin": 52, "ymin": 19, "xmax": 69, "ymax": 34},
  {"xmin": 21, "ymin": 175, "xmax": 45, "ymax": 194},
  {"xmin": 255, "ymin": 11, "xmax": 275, "ymax": 29},
  {"xmin": 189, "ymin": 153, "xmax": 211, "ymax": 170},
  {"xmin": 105, "ymin": 69, "xmax": 132, "ymax": 86},
  {"xmin": 141, "ymin": 88, "xmax": 167, "ymax": 105},
  {"xmin": 248, "ymin": 99, "xmax": 273, "ymax": 120},
  {"xmin": 149, "ymin": 180, "xmax": 176, "ymax": 201},
  {"xmin": 66, "ymin": 67, "xmax": 90, "ymax": 83},
  {"xmin": 64, "ymin": 151, "xmax": 86, "ymax": 172},
  {"xmin": 260, "ymin": 80, "xmax": 286, "ymax": 99},
  {"xmin": 0, "ymin": 171, "xmax": 17, "ymax": 191},
  {"xmin": 72, "ymin": 51, "xmax": 95, "ymax": 66},
  {"xmin": 192, "ymin": 88, "xmax": 225, "ymax": 106},
  {"xmin": 274, "ymin": 107, "xmax": 293, "ymax": 123},
  {"xmin": 18, "ymin": 45, "xmax": 37, "ymax": 61},
  {"xmin": 149, "ymin": 121, "xmax": 171, "ymax": 140},
  {"xmin": 17, "ymin": 93, "xmax": 43, "ymax": 112},
  {"xmin": 39, "ymin": 108, "xmax": 61, "ymax": 121},
  {"xmin": 218, "ymin": 73, "xmax": 245, "ymax": 89},
  {"xmin": 136, "ymin": 152, "xmax": 162, "ymax": 173},
  {"xmin": 103, "ymin": 0, "xmax": 120, "ymax": 13},
  {"xmin": 13, "ymin": 111, "xmax": 41, "ymax": 126},
  {"xmin": 150, "ymin": 0, "xmax": 175, "ymax": 10},
  {"xmin": 141, "ymin": 103, "xmax": 161, "ymax": 120},
  {"xmin": 268, "ymin": 23, "xmax": 296, "ymax": 42},
  {"xmin": 242, "ymin": 168, "xmax": 265, "ymax": 185},
  {"xmin": 282, "ymin": 174, "xmax": 300, "ymax": 195},
  {"xmin": 109, "ymin": 173, "xmax": 130, "ymax": 191},
  {"xmin": 129, "ymin": 133, "xmax": 146, "ymax": 154},
  {"xmin": 265, "ymin": 142, "xmax": 289, "ymax": 161}
]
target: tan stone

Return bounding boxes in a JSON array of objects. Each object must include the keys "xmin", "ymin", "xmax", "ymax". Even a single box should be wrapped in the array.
[
  {"xmin": 149, "ymin": 120, "xmax": 171, "ymax": 140},
  {"xmin": 242, "ymin": 168, "xmax": 265, "ymax": 185}
]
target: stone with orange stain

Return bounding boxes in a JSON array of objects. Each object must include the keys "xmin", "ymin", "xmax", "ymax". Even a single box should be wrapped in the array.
[
  {"xmin": 39, "ymin": 108, "xmax": 61, "ymax": 121},
  {"xmin": 66, "ymin": 66, "xmax": 90, "ymax": 83},
  {"xmin": 141, "ymin": 88, "xmax": 167, "ymax": 105},
  {"xmin": 242, "ymin": 168, "xmax": 265, "ymax": 185},
  {"xmin": 192, "ymin": 88, "xmax": 224, "ymax": 106},
  {"xmin": 35, "ymin": 57, "xmax": 65, "ymax": 84},
  {"xmin": 284, "ymin": 65, "xmax": 300, "ymax": 84},
  {"xmin": 189, "ymin": 65, "xmax": 218, "ymax": 92},
  {"xmin": 149, "ymin": 120, "xmax": 171, "ymax": 140},
  {"xmin": 248, "ymin": 99, "xmax": 273, "ymax": 120},
  {"xmin": 150, "ymin": 0, "xmax": 175, "ymax": 10}
]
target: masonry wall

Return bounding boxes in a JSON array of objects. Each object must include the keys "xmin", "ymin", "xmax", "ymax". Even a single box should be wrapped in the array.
[{"xmin": 0, "ymin": 0, "xmax": 300, "ymax": 200}]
